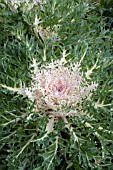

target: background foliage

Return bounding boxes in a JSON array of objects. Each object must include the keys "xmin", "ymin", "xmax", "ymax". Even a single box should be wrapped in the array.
[{"xmin": 0, "ymin": 0, "xmax": 113, "ymax": 169}]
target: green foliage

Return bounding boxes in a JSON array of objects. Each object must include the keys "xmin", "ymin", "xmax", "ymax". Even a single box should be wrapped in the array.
[
  {"xmin": 90, "ymin": 0, "xmax": 113, "ymax": 24},
  {"xmin": 0, "ymin": 0, "xmax": 113, "ymax": 169}
]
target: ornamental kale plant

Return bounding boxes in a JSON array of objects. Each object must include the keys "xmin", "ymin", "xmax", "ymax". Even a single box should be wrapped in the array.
[{"xmin": 0, "ymin": 0, "xmax": 113, "ymax": 170}]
